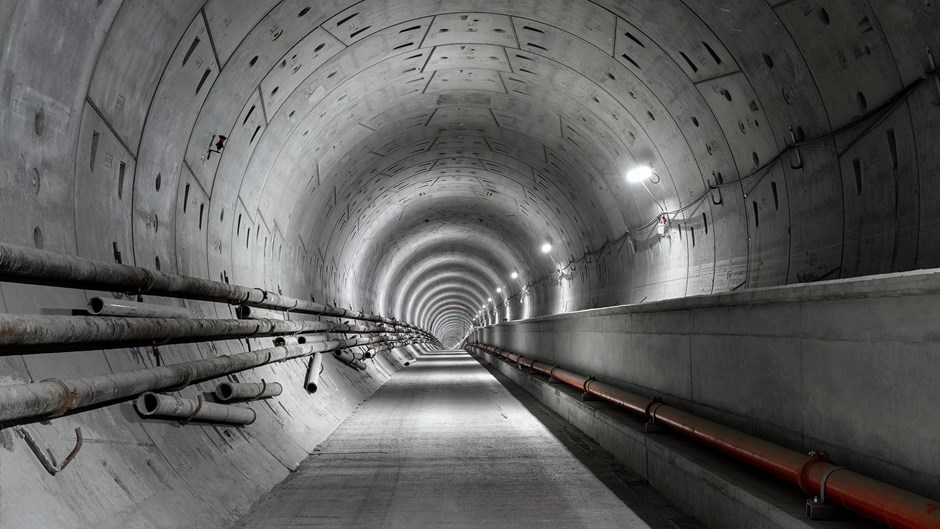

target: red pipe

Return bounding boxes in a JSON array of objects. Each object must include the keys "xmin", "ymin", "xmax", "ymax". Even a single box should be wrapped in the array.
[{"xmin": 468, "ymin": 343, "xmax": 940, "ymax": 529}]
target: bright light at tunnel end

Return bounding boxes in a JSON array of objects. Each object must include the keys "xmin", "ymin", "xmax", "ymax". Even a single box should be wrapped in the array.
[
  {"xmin": 626, "ymin": 165, "xmax": 654, "ymax": 183},
  {"xmin": 540, "ymin": 242, "xmax": 552, "ymax": 253}
]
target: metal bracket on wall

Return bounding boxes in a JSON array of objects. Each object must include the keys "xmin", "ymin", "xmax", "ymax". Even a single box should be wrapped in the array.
[
  {"xmin": 14, "ymin": 426, "xmax": 83, "ymax": 476},
  {"xmin": 788, "ymin": 127, "xmax": 803, "ymax": 170},
  {"xmin": 927, "ymin": 47, "xmax": 940, "ymax": 104}
]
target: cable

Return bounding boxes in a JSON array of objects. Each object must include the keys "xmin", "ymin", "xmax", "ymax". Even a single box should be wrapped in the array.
[{"xmin": 488, "ymin": 68, "xmax": 940, "ymax": 311}]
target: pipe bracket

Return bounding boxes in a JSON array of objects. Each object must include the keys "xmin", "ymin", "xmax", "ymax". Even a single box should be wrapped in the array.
[
  {"xmin": 163, "ymin": 370, "xmax": 193, "ymax": 393},
  {"xmin": 798, "ymin": 451, "xmax": 832, "ymax": 495},
  {"xmin": 178, "ymin": 396, "xmax": 204, "ymax": 426},
  {"xmin": 644, "ymin": 397, "xmax": 664, "ymax": 422},
  {"xmin": 817, "ymin": 465, "xmax": 845, "ymax": 504},
  {"xmin": 14, "ymin": 426, "xmax": 83, "ymax": 475},
  {"xmin": 582, "ymin": 376, "xmax": 596, "ymax": 393}
]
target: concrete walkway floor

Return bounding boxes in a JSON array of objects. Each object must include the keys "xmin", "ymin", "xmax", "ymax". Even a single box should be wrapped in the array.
[{"xmin": 233, "ymin": 350, "xmax": 701, "ymax": 529}]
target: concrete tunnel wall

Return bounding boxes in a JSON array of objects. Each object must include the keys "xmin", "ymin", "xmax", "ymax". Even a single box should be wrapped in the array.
[
  {"xmin": 0, "ymin": 0, "xmax": 938, "ymax": 527},
  {"xmin": 476, "ymin": 270, "xmax": 940, "ymax": 503}
]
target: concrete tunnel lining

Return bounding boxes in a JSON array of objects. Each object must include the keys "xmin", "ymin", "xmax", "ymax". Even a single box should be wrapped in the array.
[{"xmin": 1, "ymin": 0, "xmax": 939, "ymax": 527}]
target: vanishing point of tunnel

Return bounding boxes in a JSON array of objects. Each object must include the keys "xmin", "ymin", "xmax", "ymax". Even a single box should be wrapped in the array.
[{"xmin": 0, "ymin": 1, "xmax": 939, "ymax": 528}]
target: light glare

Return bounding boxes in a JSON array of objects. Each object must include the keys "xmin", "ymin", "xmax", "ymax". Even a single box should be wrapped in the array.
[
  {"xmin": 511, "ymin": 271, "xmax": 518, "ymax": 279},
  {"xmin": 540, "ymin": 242, "xmax": 552, "ymax": 253},
  {"xmin": 626, "ymin": 165, "xmax": 654, "ymax": 183}
]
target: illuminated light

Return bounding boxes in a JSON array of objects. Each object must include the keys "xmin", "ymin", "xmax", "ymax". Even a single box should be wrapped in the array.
[
  {"xmin": 626, "ymin": 164, "xmax": 654, "ymax": 183},
  {"xmin": 511, "ymin": 271, "xmax": 518, "ymax": 279},
  {"xmin": 487, "ymin": 297, "xmax": 492, "ymax": 302},
  {"xmin": 540, "ymin": 242, "xmax": 552, "ymax": 253},
  {"xmin": 496, "ymin": 287, "xmax": 502, "ymax": 293}
]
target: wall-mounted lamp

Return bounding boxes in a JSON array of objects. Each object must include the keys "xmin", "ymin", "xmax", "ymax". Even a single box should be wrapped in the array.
[
  {"xmin": 626, "ymin": 164, "xmax": 665, "ymax": 211},
  {"xmin": 626, "ymin": 164, "xmax": 654, "ymax": 183}
]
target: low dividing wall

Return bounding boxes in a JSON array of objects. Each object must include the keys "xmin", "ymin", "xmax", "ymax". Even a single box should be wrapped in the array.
[{"xmin": 477, "ymin": 269, "xmax": 940, "ymax": 501}]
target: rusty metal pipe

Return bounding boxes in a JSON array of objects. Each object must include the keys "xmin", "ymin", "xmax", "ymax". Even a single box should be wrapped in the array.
[
  {"xmin": 0, "ymin": 314, "xmax": 385, "ymax": 351},
  {"xmin": 0, "ymin": 242, "xmax": 427, "ymax": 333},
  {"xmin": 333, "ymin": 349, "xmax": 366, "ymax": 370},
  {"xmin": 468, "ymin": 343, "xmax": 940, "ymax": 529},
  {"xmin": 273, "ymin": 335, "xmax": 307, "ymax": 346},
  {"xmin": 305, "ymin": 353, "xmax": 323, "ymax": 393},
  {"xmin": 235, "ymin": 305, "xmax": 285, "ymax": 320},
  {"xmin": 135, "ymin": 393, "xmax": 255, "ymax": 425},
  {"xmin": 214, "ymin": 381, "xmax": 282, "ymax": 402},
  {"xmin": 88, "ymin": 297, "xmax": 194, "ymax": 319},
  {"xmin": 0, "ymin": 337, "xmax": 433, "ymax": 424}
]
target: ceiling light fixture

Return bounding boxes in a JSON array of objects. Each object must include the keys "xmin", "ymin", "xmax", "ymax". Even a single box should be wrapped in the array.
[
  {"xmin": 510, "ymin": 271, "xmax": 518, "ymax": 279},
  {"xmin": 540, "ymin": 242, "xmax": 552, "ymax": 253},
  {"xmin": 496, "ymin": 287, "xmax": 502, "ymax": 293}
]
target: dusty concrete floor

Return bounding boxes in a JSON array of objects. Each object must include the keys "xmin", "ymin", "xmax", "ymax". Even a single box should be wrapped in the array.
[{"xmin": 232, "ymin": 350, "xmax": 701, "ymax": 529}]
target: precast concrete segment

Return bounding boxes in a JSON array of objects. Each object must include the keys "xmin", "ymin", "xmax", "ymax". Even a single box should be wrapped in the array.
[{"xmin": 233, "ymin": 350, "xmax": 657, "ymax": 529}]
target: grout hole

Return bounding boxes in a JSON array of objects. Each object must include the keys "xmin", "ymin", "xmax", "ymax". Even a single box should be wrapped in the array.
[{"xmin": 763, "ymin": 53, "xmax": 774, "ymax": 69}]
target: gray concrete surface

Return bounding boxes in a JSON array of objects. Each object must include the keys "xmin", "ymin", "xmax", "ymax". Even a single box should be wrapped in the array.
[
  {"xmin": 1, "ymin": 1, "xmax": 939, "ymax": 528},
  {"xmin": 479, "ymin": 270, "xmax": 940, "ymax": 501},
  {"xmin": 477, "ymin": 348, "xmax": 880, "ymax": 529},
  {"xmin": 233, "ymin": 350, "xmax": 700, "ymax": 529}
]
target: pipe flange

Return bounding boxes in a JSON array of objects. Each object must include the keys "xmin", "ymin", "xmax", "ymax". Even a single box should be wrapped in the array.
[
  {"xmin": 582, "ymin": 376, "xmax": 596, "ymax": 393},
  {"xmin": 40, "ymin": 378, "xmax": 77, "ymax": 418}
]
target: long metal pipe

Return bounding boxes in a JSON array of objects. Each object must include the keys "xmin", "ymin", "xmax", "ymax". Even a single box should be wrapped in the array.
[
  {"xmin": 135, "ymin": 393, "xmax": 255, "ymax": 425},
  {"xmin": 333, "ymin": 349, "xmax": 367, "ymax": 370},
  {"xmin": 304, "ymin": 353, "xmax": 323, "ymax": 393},
  {"xmin": 214, "ymin": 381, "xmax": 282, "ymax": 402},
  {"xmin": 468, "ymin": 343, "xmax": 940, "ymax": 529},
  {"xmin": 0, "ymin": 242, "xmax": 427, "ymax": 333},
  {"xmin": 88, "ymin": 297, "xmax": 194, "ymax": 319},
  {"xmin": 0, "ymin": 314, "xmax": 385, "ymax": 350},
  {"xmin": 0, "ymin": 337, "xmax": 430, "ymax": 424}
]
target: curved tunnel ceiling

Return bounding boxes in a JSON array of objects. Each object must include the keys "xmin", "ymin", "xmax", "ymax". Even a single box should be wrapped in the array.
[{"xmin": 2, "ymin": 0, "xmax": 939, "ymax": 347}]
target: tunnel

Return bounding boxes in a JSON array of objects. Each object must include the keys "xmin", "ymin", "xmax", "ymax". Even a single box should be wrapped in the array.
[{"xmin": 1, "ymin": 1, "xmax": 939, "ymax": 528}]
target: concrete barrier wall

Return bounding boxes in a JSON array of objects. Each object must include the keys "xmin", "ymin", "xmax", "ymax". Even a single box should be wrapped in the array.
[{"xmin": 478, "ymin": 269, "xmax": 940, "ymax": 501}]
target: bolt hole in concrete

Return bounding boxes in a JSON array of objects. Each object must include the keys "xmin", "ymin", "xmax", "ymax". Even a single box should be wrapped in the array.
[
  {"xmin": 231, "ymin": 350, "xmax": 701, "ymax": 529},
  {"xmin": 34, "ymin": 108, "xmax": 44, "ymax": 135}
]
